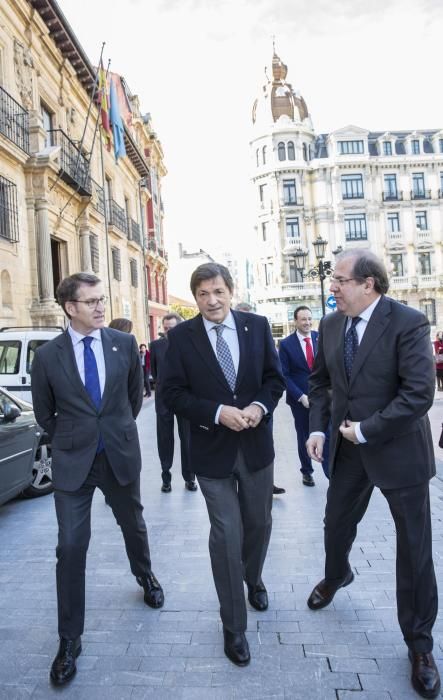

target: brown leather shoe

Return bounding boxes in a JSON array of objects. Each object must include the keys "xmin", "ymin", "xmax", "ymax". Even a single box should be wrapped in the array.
[
  {"xmin": 307, "ymin": 570, "xmax": 354, "ymax": 610},
  {"xmin": 223, "ymin": 628, "xmax": 250, "ymax": 666},
  {"xmin": 409, "ymin": 650, "xmax": 441, "ymax": 699}
]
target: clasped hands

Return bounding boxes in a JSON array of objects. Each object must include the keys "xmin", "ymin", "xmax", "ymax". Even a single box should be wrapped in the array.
[{"xmin": 219, "ymin": 404, "xmax": 264, "ymax": 432}]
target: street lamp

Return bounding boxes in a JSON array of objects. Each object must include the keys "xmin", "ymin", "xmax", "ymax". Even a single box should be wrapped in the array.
[{"xmin": 293, "ymin": 236, "xmax": 335, "ymax": 316}]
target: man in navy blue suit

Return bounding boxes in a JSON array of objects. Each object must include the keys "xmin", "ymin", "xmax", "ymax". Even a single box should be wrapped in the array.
[
  {"xmin": 279, "ymin": 306, "xmax": 329, "ymax": 486},
  {"xmin": 162, "ymin": 263, "xmax": 284, "ymax": 667}
]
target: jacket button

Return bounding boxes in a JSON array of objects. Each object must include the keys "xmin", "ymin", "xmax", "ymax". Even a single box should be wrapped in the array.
[{"xmin": 233, "ymin": 394, "xmax": 237, "ymax": 399}]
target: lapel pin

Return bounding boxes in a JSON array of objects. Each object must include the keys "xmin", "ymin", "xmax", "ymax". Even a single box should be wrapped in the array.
[
  {"xmin": 244, "ymin": 326, "xmax": 248, "ymax": 332},
  {"xmin": 112, "ymin": 346, "xmax": 118, "ymax": 352}
]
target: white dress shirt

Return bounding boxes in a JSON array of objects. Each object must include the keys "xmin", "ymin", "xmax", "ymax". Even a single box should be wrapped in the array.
[
  {"xmin": 296, "ymin": 330, "xmax": 313, "ymax": 361},
  {"xmin": 68, "ymin": 325, "xmax": 106, "ymax": 396},
  {"xmin": 202, "ymin": 311, "xmax": 266, "ymax": 423}
]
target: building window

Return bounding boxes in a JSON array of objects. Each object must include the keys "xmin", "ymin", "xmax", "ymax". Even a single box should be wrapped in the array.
[
  {"xmin": 302, "ymin": 143, "xmax": 308, "ymax": 161},
  {"xmin": 384, "ymin": 174, "xmax": 398, "ymax": 199},
  {"xmin": 418, "ymin": 252, "xmax": 431, "ymax": 275},
  {"xmin": 383, "ymin": 141, "xmax": 392, "ymax": 156},
  {"xmin": 283, "ymin": 179, "xmax": 296, "ymax": 204},
  {"xmin": 264, "ymin": 263, "xmax": 273, "ymax": 286},
  {"xmin": 439, "ymin": 139, "xmax": 443, "ymax": 154},
  {"xmin": 341, "ymin": 174, "xmax": 364, "ymax": 199},
  {"xmin": 440, "ymin": 172, "xmax": 443, "ymax": 195},
  {"xmin": 411, "ymin": 139, "xmax": 420, "ymax": 154},
  {"xmin": 111, "ymin": 247, "xmax": 121, "ymax": 281},
  {"xmin": 90, "ymin": 234, "xmax": 99, "ymax": 273},
  {"xmin": 256, "ymin": 149, "xmax": 259, "ymax": 167},
  {"xmin": 419, "ymin": 298, "xmax": 436, "ymax": 325},
  {"xmin": 387, "ymin": 212, "xmax": 400, "ymax": 232},
  {"xmin": 259, "ymin": 183, "xmax": 267, "ymax": 204},
  {"xmin": 344, "ymin": 213, "xmax": 367, "ymax": 240},
  {"xmin": 0, "ymin": 175, "xmax": 19, "ymax": 243},
  {"xmin": 261, "ymin": 222, "xmax": 268, "ymax": 241},
  {"xmin": 286, "ymin": 217, "xmax": 300, "ymax": 238},
  {"xmin": 262, "ymin": 146, "xmax": 267, "ymax": 165},
  {"xmin": 287, "ymin": 141, "xmax": 295, "ymax": 160},
  {"xmin": 412, "ymin": 173, "xmax": 425, "ymax": 196},
  {"xmin": 390, "ymin": 254, "xmax": 404, "ymax": 277},
  {"xmin": 278, "ymin": 142, "xmax": 286, "ymax": 161},
  {"xmin": 41, "ymin": 102, "xmax": 54, "ymax": 147},
  {"xmin": 130, "ymin": 258, "xmax": 138, "ymax": 287},
  {"xmin": 289, "ymin": 259, "xmax": 303, "ymax": 283},
  {"xmin": 338, "ymin": 140, "xmax": 364, "ymax": 155},
  {"xmin": 416, "ymin": 211, "xmax": 428, "ymax": 230}
]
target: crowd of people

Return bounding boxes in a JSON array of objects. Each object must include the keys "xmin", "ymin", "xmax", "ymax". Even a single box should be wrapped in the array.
[{"xmin": 29, "ymin": 249, "xmax": 441, "ymax": 699}]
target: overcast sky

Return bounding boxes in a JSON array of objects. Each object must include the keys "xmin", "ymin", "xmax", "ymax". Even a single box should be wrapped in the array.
[{"xmin": 59, "ymin": 0, "xmax": 443, "ymax": 261}]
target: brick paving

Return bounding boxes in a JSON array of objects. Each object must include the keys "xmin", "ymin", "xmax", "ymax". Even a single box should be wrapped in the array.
[{"xmin": 0, "ymin": 395, "xmax": 442, "ymax": 699}]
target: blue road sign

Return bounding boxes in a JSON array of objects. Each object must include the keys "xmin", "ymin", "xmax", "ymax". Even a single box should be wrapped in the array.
[{"xmin": 326, "ymin": 294, "xmax": 337, "ymax": 310}]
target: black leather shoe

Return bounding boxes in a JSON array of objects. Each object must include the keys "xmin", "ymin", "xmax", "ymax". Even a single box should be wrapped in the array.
[
  {"xmin": 185, "ymin": 481, "xmax": 198, "ymax": 491},
  {"xmin": 50, "ymin": 637, "xmax": 82, "ymax": 685},
  {"xmin": 247, "ymin": 582, "xmax": 268, "ymax": 611},
  {"xmin": 307, "ymin": 570, "xmax": 354, "ymax": 610},
  {"xmin": 273, "ymin": 485, "xmax": 286, "ymax": 494},
  {"xmin": 161, "ymin": 483, "xmax": 171, "ymax": 493},
  {"xmin": 137, "ymin": 572, "xmax": 164, "ymax": 608},
  {"xmin": 223, "ymin": 628, "xmax": 250, "ymax": 666},
  {"xmin": 409, "ymin": 650, "xmax": 441, "ymax": 699},
  {"xmin": 302, "ymin": 474, "xmax": 315, "ymax": 487}
]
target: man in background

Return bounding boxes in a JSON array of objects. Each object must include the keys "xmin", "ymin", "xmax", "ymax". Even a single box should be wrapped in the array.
[{"xmin": 150, "ymin": 313, "xmax": 196, "ymax": 492}]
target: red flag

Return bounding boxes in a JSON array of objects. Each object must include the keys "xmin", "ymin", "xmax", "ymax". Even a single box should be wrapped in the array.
[{"xmin": 97, "ymin": 62, "xmax": 111, "ymax": 151}]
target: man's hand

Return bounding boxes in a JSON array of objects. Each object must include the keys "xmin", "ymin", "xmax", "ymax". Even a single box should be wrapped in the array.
[
  {"xmin": 242, "ymin": 404, "xmax": 264, "ymax": 428},
  {"xmin": 219, "ymin": 406, "xmax": 250, "ymax": 432},
  {"xmin": 339, "ymin": 420, "xmax": 359, "ymax": 444},
  {"xmin": 306, "ymin": 434, "xmax": 325, "ymax": 463},
  {"xmin": 299, "ymin": 394, "xmax": 309, "ymax": 409}
]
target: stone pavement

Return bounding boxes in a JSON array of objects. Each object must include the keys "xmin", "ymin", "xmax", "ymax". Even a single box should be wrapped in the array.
[{"xmin": 0, "ymin": 396, "xmax": 442, "ymax": 699}]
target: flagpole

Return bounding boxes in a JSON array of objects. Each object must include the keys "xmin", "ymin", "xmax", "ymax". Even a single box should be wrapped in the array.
[{"xmin": 99, "ymin": 59, "xmax": 114, "ymax": 319}]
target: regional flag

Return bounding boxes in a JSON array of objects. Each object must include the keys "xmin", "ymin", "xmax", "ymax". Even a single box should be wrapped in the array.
[
  {"xmin": 109, "ymin": 77, "xmax": 127, "ymax": 162},
  {"xmin": 98, "ymin": 62, "xmax": 111, "ymax": 151}
]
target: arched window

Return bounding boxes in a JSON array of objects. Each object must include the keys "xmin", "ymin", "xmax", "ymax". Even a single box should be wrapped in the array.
[
  {"xmin": 256, "ymin": 149, "xmax": 260, "ymax": 167},
  {"xmin": 287, "ymin": 141, "xmax": 295, "ymax": 160},
  {"xmin": 262, "ymin": 146, "xmax": 267, "ymax": 165},
  {"xmin": 302, "ymin": 143, "xmax": 307, "ymax": 161},
  {"xmin": 278, "ymin": 142, "xmax": 286, "ymax": 161},
  {"xmin": 1, "ymin": 270, "xmax": 12, "ymax": 309}
]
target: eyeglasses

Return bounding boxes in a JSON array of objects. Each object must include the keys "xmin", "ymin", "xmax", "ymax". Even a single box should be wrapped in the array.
[
  {"xmin": 69, "ymin": 296, "xmax": 108, "ymax": 309},
  {"xmin": 330, "ymin": 277, "xmax": 356, "ymax": 287}
]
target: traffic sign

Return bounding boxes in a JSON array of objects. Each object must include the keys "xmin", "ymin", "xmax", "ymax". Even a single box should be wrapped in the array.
[{"xmin": 326, "ymin": 294, "xmax": 337, "ymax": 310}]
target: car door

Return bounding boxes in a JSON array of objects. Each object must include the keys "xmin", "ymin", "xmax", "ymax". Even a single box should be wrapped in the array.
[{"xmin": 0, "ymin": 389, "xmax": 39, "ymax": 505}]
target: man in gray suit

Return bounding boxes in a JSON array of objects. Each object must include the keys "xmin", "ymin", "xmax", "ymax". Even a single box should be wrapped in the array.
[
  {"xmin": 31, "ymin": 273, "xmax": 164, "ymax": 686},
  {"xmin": 306, "ymin": 250, "xmax": 440, "ymax": 699}
]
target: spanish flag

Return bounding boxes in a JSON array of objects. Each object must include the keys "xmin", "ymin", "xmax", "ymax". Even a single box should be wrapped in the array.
[{"xmin": 98, "ymin": 61, "xmax": 111, "ymax": 151}]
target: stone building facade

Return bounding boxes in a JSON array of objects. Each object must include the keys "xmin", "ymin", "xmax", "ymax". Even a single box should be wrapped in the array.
[
  {"xmin": 250, "ymin": 51, "xmax": 443, "ymax": 338},
  {"xmin": 0, "ymin": 0, "xmax": 168, "ymax": 344}
]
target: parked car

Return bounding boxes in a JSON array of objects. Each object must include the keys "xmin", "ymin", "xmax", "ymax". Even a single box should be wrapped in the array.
[
  {"xmin": 0, "ymin": 326, "xmax": 64, "ymax": 404},
  {"xmin": 0, "ymin": 386, "xmax": 53, "ymax": 506}
]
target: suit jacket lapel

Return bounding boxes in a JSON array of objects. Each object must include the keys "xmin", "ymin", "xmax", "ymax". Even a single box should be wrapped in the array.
[
  {"xmin": 291, "ymin": 332, "xmax": 309, "ymax": 370},
  {"xmin": 55, "ymin": 330, "xmax": 97, "ymax": 409},
  {"xmin": 349, "ymin": 297, "xmax": 390, "ymax": 386},
  {"xmin": 188, "ymin": 315, "xmax": 231, "ymax": 391},
  {"xmin": 100, "ymin": 328, "xmax": 115, "ymax": 411},
  {"xmin": 233, "ymin": 310, "xmax": 251, "ymax": 390},
  {"xmin": 333, "ymin": 313, "xmax": 349, "ymax": 387}
]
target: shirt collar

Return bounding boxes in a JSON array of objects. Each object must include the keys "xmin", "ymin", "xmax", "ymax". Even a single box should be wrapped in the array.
[
  {"xmin": 296, "ymin": 330, "xmax": 312, "ymax": 343},
  {"xmin": 357, "ymin": 295, "xmax": 381, "ymax": 324},
  {"xmin": 68, "ymin": 324, "xmax": 102, "ymax": 346},
  {"xmin": 202, "ymin": 309, "xmax": 236, "ymax": 333}
]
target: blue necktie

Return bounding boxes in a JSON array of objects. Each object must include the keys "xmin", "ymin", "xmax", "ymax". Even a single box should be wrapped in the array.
[
  {"xmin": 82, "ymin": 336, "xmax": 104, "ymax": 452},
  {"xmin": 344, "ymin": 317, "xmax": 361, "ymax": 380},
  {"xmin": 213, "ymin": 324, "xmax": 237, "ymax": 391}
]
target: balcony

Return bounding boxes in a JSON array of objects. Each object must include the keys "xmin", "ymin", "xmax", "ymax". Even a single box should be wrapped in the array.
[
  {"xmin": 0, "ymin": 85, "xmax": 29, "ymax": 154},
  {"xmin": 382, "ymin": 191, "xmax": 403, "ymax": 201},
  {"xmin": 129, "ymin": 219, "xmax": 141, "ymax": 246},
  {"xmin": 342, "ymin": 191, "xmax": 364, "ymax": 200},
  {"xmin": 91, "ymin": 180, "xmax": 105, "ymax": 216},
  {"xmin": 256, "ymin": 282, "xmax": 321, "ymax": 301},
  {"xmin": 47, "ymin": 129, "xmax": 91, "ymax": 196},
  {"xmin": 418, "ymin": 274, "xmax": 439, "ymax": 289},
  {"xmin": 147, "ymin": 238, "xmax": 157, "ymax": 254},
  {"xmin": 416, "ymin": 228, "xmax": 432, "ymax": 243},
  {"xmin": 386, "ymin": 230, "xmax": 404, "ymax": 245},
  {"xmin": 284, "ymin": 236, "xmax": 302, "ymax": 251},
  {"xmin": 410, "ymin": 189, "xmax": 431, "ymax": 200},
  {"xmin": 108, "ymin": 199, "xmax": 128, "ymax": 235},
  {"xmin": 282, "ymin": 196, "xmax": 304, "ymax": 207},
  {"xmin": 390, "ymin": 275, "xmax": 410, "ymax": 290}
]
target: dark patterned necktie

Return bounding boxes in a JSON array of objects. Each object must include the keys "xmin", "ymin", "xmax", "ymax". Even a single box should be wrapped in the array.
[
  {"xmin": 82, "ymin": 336, "xmax": 104, "ymax": 452},
  {"xmin": 344, "ymin": 317, "xmax": 361, "ymax": 380},
  {"xmin": 213, "ymin": 324, "xmax": 236, "ymax": 391}
]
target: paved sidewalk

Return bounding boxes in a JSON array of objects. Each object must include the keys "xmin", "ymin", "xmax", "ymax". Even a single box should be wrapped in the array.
[{"xmin": 0, "ymin": 397, "xmax": 442, "ymax": 699}]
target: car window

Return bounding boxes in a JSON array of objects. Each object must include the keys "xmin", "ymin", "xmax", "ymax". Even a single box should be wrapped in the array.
[
  {"xmin": 26, "ymin": 339, "xmax": 49, "ymax": 374},
  {"xmin": 0, "ymin": 341, "xmax": 21, "ymax": 374}
]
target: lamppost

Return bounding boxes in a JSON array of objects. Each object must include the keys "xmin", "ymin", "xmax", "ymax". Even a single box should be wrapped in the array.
[{"xmin": 293, "ymin": 237, "xmax": 339, "ymax": 316}]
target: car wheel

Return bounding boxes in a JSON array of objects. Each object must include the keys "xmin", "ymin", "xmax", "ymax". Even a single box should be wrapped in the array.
[{"xmin": 21, "ymin": 441, "xmax": 53, "ymax": 498}]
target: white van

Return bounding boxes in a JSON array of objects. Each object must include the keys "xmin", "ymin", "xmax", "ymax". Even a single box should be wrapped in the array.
[{"xmin": 0, "ymin": 326, "xmax": 64, "ymax": 404}]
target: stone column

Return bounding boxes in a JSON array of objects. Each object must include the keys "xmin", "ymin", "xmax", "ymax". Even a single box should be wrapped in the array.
[
  {"xmin": 35, "ymin": 197, "xmax": 54, "ymax": 302},
  {"xmin": 79, "ymin": 226, "xmax": 92, "ymax": 272}
]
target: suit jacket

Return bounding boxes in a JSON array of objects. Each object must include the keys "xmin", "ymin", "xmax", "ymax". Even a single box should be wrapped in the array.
[
  {"xmin": 309, "ymin": 296, "xmax": 435, "ymax": 489},
  {"xmin": 149, "ymin": 336, "xmax": 169, "ymax": 414},
  {"xmin": 161, "ymin": 311, "xmax": 285, "ymax": 478},
  {"xmin": 31, "ymin": 328, "xmax": 144, "ymax": 491},
  {"xmin": 279, "ymin": 331, "xmax": 319, "ymax": 407}
]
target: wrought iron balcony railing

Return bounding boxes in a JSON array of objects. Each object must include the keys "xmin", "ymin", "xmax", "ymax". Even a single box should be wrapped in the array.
[
  {"xmin": 91, "ymin": 180, "xmax": 105, "ymax": 216},
  {"xmin": 342, "ymin": 191, "xmax": 364, "ymax": 200},
  {"xmin": 0, "ymin": 85, "xmax": 29, "ymax": 154},
  {"xmin": 410, "ymin": 189, "xmax": 431, "ymax": 200},
  {"xmin": 382, "ymin": 191, "xmax": 403, "ymax": 201},
  {"xmin": 47, "ymin": 129, "xmax": 91, "ymax": 195},
  {"xmin": 108, "ymin": 199, "xmax": 128, "ymax": 235},
  {"xmin": 130, "ymin": 218, "xmax": 141, "ymax": 246}
]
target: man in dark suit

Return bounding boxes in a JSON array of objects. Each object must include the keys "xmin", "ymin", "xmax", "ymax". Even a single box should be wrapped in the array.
[
  {"xmin": 31, "ymin": 273, "xmax": 164, "ymax": 686},
  {"xmin": 150, "ymin": 313, "xmax": 196, "ymax": 492},
  {"xmin": 162, "ymin": 263, "xmax": 284, "ymax": 666},
  {"xmin": 306, "ymin": 250, "xmax": 440, "ymax": 699},
  {"xmin": 279, "ymin": 305, "xmax": 329, "ymax": 486}
]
